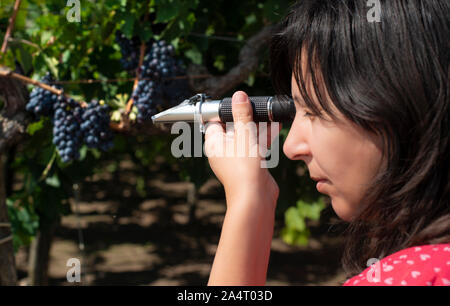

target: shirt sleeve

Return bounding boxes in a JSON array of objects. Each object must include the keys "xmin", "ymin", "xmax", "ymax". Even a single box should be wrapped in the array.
[{"xmin": 343, "ymin": 244, "xmax": 450, "ymax": 286}]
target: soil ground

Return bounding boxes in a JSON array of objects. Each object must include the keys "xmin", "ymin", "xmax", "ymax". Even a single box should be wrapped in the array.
[{"xmin": 15, "ymin": 159, "xmax": 348, "ymax": 286}]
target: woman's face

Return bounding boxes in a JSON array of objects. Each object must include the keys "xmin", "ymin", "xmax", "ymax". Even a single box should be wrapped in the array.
[{"xmin": 284, "ymin": 74, "xmax": 386, "ymax": 221}]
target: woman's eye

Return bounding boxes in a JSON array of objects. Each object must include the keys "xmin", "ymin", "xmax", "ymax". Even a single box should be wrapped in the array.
[{"xmin": 304, "ymin": 111, "xmax": 314, "ymax": 118}]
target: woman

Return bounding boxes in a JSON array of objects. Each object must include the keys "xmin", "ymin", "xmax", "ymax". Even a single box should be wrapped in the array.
[{"xmin": 204, "ymin": 0, "xmax": 449, "ymax": 286}]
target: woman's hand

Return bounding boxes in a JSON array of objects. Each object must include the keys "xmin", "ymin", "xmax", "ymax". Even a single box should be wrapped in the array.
[
  {"xmin": 204, "ymin": 91, "xmax": 281, "ymax": 209},
  {"xmin": 205, "ymin": 91, "xmax": 282, "ymax": 285}
]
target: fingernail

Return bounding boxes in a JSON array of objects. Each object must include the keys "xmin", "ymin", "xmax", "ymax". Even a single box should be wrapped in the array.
[{"xmin": 233, "ymin": 91, "xmax": 247, "ymax": 104}]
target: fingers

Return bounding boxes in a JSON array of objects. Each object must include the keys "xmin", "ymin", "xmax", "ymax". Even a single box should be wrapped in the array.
[
  {"xmin": 205, "ymin": 122, "xmax": 225, "ymax": 138},
  {"xmin": 204, "ymin": 122, "xmax": 225, "ymax": 158},
  {"xmin": 231, "ymin": 91, "xmax": 259, "ymax": 153},
  {"xmin": 232, "ymin": 91, "xmax": 253, "ymax": 124},
  {"xmin": 207, "ymin": 92, "xmax": 282, "ymax": 160}
]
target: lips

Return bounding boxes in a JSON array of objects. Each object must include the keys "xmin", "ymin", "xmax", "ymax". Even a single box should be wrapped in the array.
[
  {"xmin": 315, "ymin": 179, "xmax": 329, "ymax": 192},
  {"xmin": 311, "ymin": 177, "xmax": 328, "ymax": 183}
]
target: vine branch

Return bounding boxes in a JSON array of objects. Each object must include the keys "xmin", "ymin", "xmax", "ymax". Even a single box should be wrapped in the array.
[
  {"xmin": 188, "ymin": 24, "xmax": 276, "ymax": 98},
  {"xmin": 0, "ymin": 0, "xmax": 22, "ymax": 55},
  {"xmin": 0, "ymin": 70, "xmax": 88, "ymax": 108}
]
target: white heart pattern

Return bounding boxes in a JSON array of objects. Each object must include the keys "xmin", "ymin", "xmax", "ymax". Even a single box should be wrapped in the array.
[
  {"xmin": 434, "ymin": 267, "xmax": 441, "ymax": 273},
  {"xmin": 411, "ymin": 271, "xmax": 421, "ymax": 278},
  {"xmin": 442, "ymin": 278, "xmax": 450, "ymax": 285},
  {"xmin": 444, "ymin": 247, "xmax": 450, "ymax": 252},
  {"xmin": 414, "ymin": 247, "xmax": 422, "ymax": 252},
  {"xmin": 399, "ymin": 255, "xmax": 408, "ymax": 259},
  {"xmin": 384, "ymin": 277, "xmax": 393, "ymax": 285},
  {"xmin": 407, "ymin": 260, "xmax": 414, "ymax": 265},
  {"xmin": 393, "ymin": 260, "xmax": 401, "ymax": 264},
  {"xmin": 420, "ymin": 254, "xmax": 431, "ymax": 261},
  {"xmin": 383, "ymin": 264, "xmax": 394, "ymax": 272}
]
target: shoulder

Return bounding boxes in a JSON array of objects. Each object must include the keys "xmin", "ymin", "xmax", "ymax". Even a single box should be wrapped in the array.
[{"xmin": 343, "ymin": 243, "xmax": 450, "ymax": 286}]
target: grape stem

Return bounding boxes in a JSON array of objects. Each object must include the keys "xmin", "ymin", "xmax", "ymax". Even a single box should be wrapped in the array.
[
  {"xmin": 125, "ymin": 2, "xmax": 150, "ymax": 116},
  {"xmin": 125, "ymin": 41, "xmax": 146, "ymax": 115},
  {"xmin": 0, "ymin": 70, "xmax": 88, "ymax": 108},
  {"xmin": 38, "ymin": 149, "xmax": 57, "ymax": 182}
]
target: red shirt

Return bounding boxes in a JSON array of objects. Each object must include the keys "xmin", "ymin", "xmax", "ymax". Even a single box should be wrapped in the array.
[{"xmin": 343, "ymin": 243, "xmax": 450, "ymax": 286}]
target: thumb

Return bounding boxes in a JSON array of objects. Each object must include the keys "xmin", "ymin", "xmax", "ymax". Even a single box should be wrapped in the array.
[{"xmin": 232, "ymin": 91, "xmax": 253, "ymax": 124}]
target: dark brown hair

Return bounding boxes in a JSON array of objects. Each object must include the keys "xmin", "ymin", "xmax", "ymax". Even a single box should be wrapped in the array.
[{"xmin": 270, "ymin": 0, "xmax": 449, "ymax": 278}]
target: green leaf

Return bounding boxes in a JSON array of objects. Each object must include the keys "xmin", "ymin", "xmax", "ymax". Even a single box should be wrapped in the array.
[
  {"xmin": 155, "ymin": 0, "xmax": 181, "ymax": 23},
  {"xmin": 61, "ymin": 49, "xmax": 71, "ymax": 64},
  {"xmin": 40, "ymin": 31, "xmax": 53, "ymax": 46},
  {"xmin": 294, "ymin": 231, "xmax": 310, "ymax": 246},
  {"xmin": 213, "ymin": 55, "xmax": 226, "ymax": 71},
  {"xmin": 136, "ymin": 176, "xmax": 146, "ymax": 197},
  {"xmin": 27, "ymin": 120, "xmax": 44, "ymax": 136},
  {"xmin": 42, "ymin": 55, "xmax": 59, "ymax": 79},
  {"xmin": 245, "ymin": 14, "xmax": 257, "ymax": 26},
  {"xmin": 17, "ymin": 45, "xmax": 33, "ymax": 75},
  {"xmin": 80, "ymin": 146, "xmax": 88, "ymax": 161},
  {"xmin": 121, "ymin": 14, "xmax": 135, "ymax": 37},
  {"xmin": 185, "ymin": 47, "xmax": 202, "ymax": 65},
  {"xmin": 285, "ymin": 207, "xmax": 306, "ymax": 232},
  {"xmin": 245, "ymin": 72, "xmax": 256, "ymax": 87},
  {"xmin": 205, "ymin": 25, "xmax": 215, "ymax": 36},
  {"xmin": 45, "ymin": 175, "xmax": 60, "ymax": 188},
  {"xmin": 280, "ymin": 227, "xmax": 296, "ymax": 245},
  {"xmin": 297, "ymin": 199, "xmax": 325, "ymax": 220},
  {"xmin": 139, "ymin": 26, "xmax": 153, "ymax": 42}
]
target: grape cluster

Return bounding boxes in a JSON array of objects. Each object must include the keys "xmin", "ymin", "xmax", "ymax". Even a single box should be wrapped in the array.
[
  {"xmin": 26, "ymin": 73, "xmax": 60, "ymax": 117},
  {"xmin": 80, "ymin": 100, "xmax": 114, "ymax": 151},
  {"xmin": 115, "ymin": 31, "xmax": 141, "ymax": 71},
  {"xmin": 26, "ymin": 74, "xmax": 115, "ymax": 163},
  {"xmin": 52, "ymin": 97, "xmax": 83, "ymax": 163},
  {"xmin": 131, "ymin": 40, "xmax": 192, "ymax": 123}
]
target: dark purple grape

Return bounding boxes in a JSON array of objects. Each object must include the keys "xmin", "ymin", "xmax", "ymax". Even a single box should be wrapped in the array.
[
  {"xmin": 115, "ymin": 31, "xmax": 142, "ymax": 71},
  {"xmin": 80, "ymin": 100, "xmax": 114, "ymax": 151},
  {"xmin": 52, "ymin": 96, "xmax": 83, "ymax": 163},
  {"xmin": 131, "ymin": 40, "xmax": 192, "ymax": 123},
  {"xmin": 26, "ymin": 73, "xmax": 60, "ymax": 118}
]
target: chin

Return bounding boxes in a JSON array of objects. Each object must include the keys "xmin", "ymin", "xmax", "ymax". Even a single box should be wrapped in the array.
[{"xmin": 330, "ymin": 197, "xmax": 354, "ymax": 222}]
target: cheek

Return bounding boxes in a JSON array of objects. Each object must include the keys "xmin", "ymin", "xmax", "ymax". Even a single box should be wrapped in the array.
[
  {"xmin": 311, "ymin": 124, "xmax": 355, "ymax": 181},
  {"xmin": 311, "ymin": 124, "xmax": 383, "ymax": 218}
]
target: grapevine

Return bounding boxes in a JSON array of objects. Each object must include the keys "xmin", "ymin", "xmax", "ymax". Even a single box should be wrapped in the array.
[{"xmin": 20, "ymin": 34, "xmax": 193, "ymax": 163}]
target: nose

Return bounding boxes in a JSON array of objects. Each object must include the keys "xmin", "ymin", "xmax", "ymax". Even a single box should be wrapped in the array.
[{"xmin": 283, "ymin": 117, "xmax": 311, "ymax": 162}]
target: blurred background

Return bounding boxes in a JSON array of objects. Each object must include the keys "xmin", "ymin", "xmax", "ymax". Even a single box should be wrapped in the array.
[{"xmin": 0, "ymin": 0, "xmax": 348, "ymax": 285}]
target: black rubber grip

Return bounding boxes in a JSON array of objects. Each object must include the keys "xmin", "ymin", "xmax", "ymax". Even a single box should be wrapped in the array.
[
  {"xmin": 218, "ymin": 96, "xmax": 295, "ymax": 123},
  {"xmin": 272, "ymin": 96, "xmax": 296, "ymax": 122}
]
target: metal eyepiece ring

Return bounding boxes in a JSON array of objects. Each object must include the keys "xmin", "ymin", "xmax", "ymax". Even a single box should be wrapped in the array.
[{"xmin": 267, "ymin": 97, "xmax": 274, "ymax": 122}]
